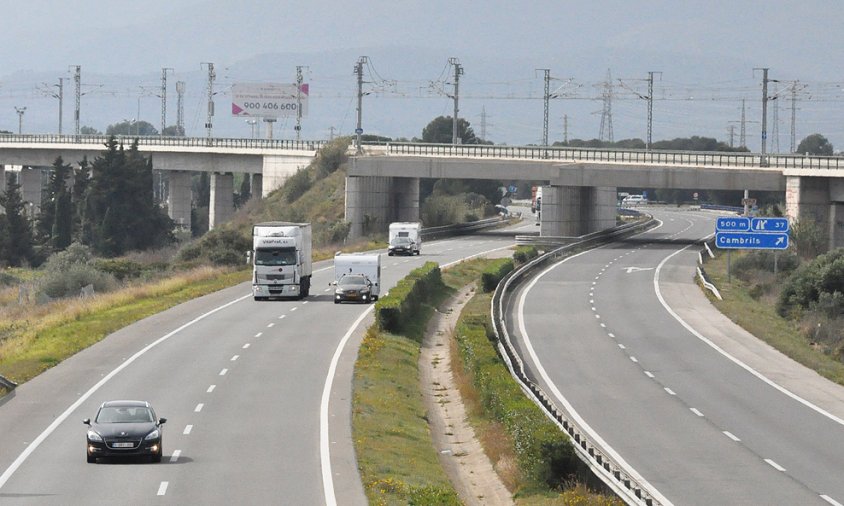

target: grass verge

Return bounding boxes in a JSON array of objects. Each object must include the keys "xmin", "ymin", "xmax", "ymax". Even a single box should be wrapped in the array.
[
  {"xmin": 704, "ymin": 253, "xmax": 844, "ymax": 386},
  {"xmin": 0, "ymin": 267, "xmax": 250, "ymax": 384}
]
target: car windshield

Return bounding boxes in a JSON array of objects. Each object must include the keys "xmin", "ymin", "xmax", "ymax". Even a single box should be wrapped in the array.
[
  {"xmin": 96, "ymin": 406, "xmax": 154, "ymax": 423},
  {"xmin": 255, "ymin": 248, "xmax": 296, "ymax": 266},
  {"xmin": 338, "ymin": 275, "xmax": 368, "ymax": 287},
  {"xmin": 391, "ymin": 237, "xmax": 413, "ymax": 246}
]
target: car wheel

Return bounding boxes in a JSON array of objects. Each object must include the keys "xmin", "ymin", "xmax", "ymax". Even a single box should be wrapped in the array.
[
  {"xmin": 388, "ymin": 252, "xmax": 393, "ymax": 256},
  {"xmin": 334, "ymin": 300, "xmax": 340, "ymax": 304},
  {"xmin": 87, "ymin": 454, "xmax": 96, "ymax": 464}
]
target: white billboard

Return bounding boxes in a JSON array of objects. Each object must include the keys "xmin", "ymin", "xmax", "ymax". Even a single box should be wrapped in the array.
[{"xmin": 231, "ymin": 83, "xmax": 309, "ymax": 119}]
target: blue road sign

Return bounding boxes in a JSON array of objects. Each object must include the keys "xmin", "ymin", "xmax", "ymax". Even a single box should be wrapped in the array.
[
  {"xmin": 716, "ymin": 216, "xmax": 750, "ymax": 232},
  {"xmin": 716, "ymin": 232, "xmax": 789, "ymax": 250},
  {"xmin": 354, "ymin": 128, "xmax": 363, "ymax": 134},
  {"xmin": 750, "ymin": 217, "xmax": 789, "ymax": 233}
]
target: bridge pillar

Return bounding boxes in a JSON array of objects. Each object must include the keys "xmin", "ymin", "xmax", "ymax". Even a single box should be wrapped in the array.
[
  {"xmin": 0, "ymin": 166, "xmax": 5, "ymax": 215},
  {"xmin": 345, "ymin": 175, "xmax": 391, "ymax": 239},
  {"xmin": 250, "ymin": 173, "xmax": 263, "ymax": 200},
  {"xmin": 786, "ymin": 176, "xmax": 844, "ymax": 251},
  {"xmin": 209, "ymin": 172, "xmax": 234, "ymax": 230},
  {"xmin": 391, "ymin": 177, "xmax": 420, "ymax": 222},
  {"xmin": 540, "ymin": 185, "xmax": 617, "ymax": 237},
  {"xmin": 19, "ymin": 167, "xmax": 43, "ymax": 216},
  {"xmin": 168, "ymin": 171, "xmax": 192, "ymax": 230}
]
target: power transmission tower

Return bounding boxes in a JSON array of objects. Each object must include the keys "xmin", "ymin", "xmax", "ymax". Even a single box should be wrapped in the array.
[
  {"xmin": 449, "ymin": 57, "xmax": 463, "ymax": 145},
  {"xmin": 161, "ymin": 68, "xmax": 173, "ymax": 135},
  {"xmin": 599, "ymin": 69, "xmax": 614, "ymax": 143},
  {"xmin": 538, "ymin": 68, "xmax": 551, "ymax": 146},
  {"xmin": 295, "ymin": 65, "xmax": 307, "ymax": 141},
  {"xmin": 479, "ymin": 106, "xmax": 488, "ymax": 142},
  {"xmin": 354, "ymin": 56, "xmax": 367, "ymax": 153},
  {"xmin": 645, "ymin": 71, "xmax": 661, "ymax": 150},
  {"xmin": 15, "ymin": 107, "xmax": 26, "ymax": 134},
  {"xmin": 784, "ymin": 81, "xmax": 807, "ymax": 153},
  {"xmin": 563, "ymin": 114, "xmax": 569, "ymax": 144},
  {"xmin": 727, "ymin": 124, "xmax": 736, "ymax": 147},
  {"xmin": 771, "ymin": 82, "xmax": 780, "ymax": 153},
  {"xmin": 740, "ymin": 99, "xmax": 747, "ymax": 148},
  {"xmin": 754, "ymin": 67, "xmax": 772, "ymax": 166},
  {"xmin": 71, "ymin": 65, "xmax": 81, "ymax": 136},
  {"xmin": 202, "ymin": 62, "xmax": 215, "ymax": 143},
  {"xmin": 176, "ymin": 81, "xmax": 185, "ymax": 136}
]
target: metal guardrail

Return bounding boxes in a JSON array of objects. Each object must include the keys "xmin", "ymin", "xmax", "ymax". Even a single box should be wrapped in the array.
[
  {"xmin": 0, "ymin": 133, "xmax": 326, "ymax": 151},
  {"xmin": 420, "ymin": 216, "xmax": 506, "ymax": 240},
  {"xmin": 381, "ymin": 142, "xmax": 844, "ymax": 170},
  {"xmin": 0, "ymin": 374, "xmax": 16, "ymax": 392},
  {"xmin": 490, "ymin": 218, "xmax": 666, "ymax": 506}
]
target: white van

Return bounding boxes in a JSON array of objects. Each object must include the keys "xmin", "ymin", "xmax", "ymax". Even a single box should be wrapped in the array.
[{"xmin": 622, "ymin": 194, "xmax": 648, "ymax": 206}]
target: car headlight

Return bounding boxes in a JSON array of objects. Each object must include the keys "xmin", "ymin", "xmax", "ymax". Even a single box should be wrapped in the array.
[
  {"xmin": 87, "ymin": 430, "xmax": 103, "ymax": 442},
  {"xmin": 144, "ymin": 429, "xmax": 160, "ymax": 440}
]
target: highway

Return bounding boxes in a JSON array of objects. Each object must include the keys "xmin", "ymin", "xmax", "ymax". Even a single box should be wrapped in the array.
[
  {"xmin": 507, "ymin": 208, "xmax": 844, "ymax": 505},
  {"xmin": 0, "ymin": 224, "xmax": 529, "ymax": 505}
]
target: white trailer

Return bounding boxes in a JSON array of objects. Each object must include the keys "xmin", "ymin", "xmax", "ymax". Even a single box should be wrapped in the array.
[
  {"xmin": 333, "ymin": 253, "xmax": 381, "ymax": 303},
  {"xmin": 252, "ymin": 222, "xmax": 312, "ymax": 300},
  {"xmin": 388, "ymin": 222, "xmax": 422, "ymax": 255}
]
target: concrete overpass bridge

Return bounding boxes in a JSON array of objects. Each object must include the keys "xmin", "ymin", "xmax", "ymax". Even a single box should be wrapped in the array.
[
  {"xmin": 1, "ymin": 135, "xmax": 843, "ymax": 249},
  {"xmin": 347, "ymin": 143, "xmax": 844, "ymax": 249},
  {"xmin": 0, "ymin": 134, "xmax": 321, "ymax": 229}
]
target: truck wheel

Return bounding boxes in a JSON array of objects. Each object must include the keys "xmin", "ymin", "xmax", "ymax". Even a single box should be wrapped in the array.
[{"xmin": 254, "ymin": 296, "xmax": 266, "ymax": 302}]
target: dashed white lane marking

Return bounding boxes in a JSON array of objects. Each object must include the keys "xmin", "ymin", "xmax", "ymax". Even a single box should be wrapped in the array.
[
  {"xmin": 590, "ymin": 299, "xmax": 594, "ymax": 304},
  {"xmin": 765, "ymin": 459, "xmax": 786, "ymax": 472},
  {"xmin": 242, "ymin": 343, "xmax": 250, "ymax": 349},
  {"xmin": 723, "ymin": 431, "xmax": 741, "ymax": 442},
  {"xmin": 194, "ymin": 403, "xmax": 204, "ymax": 412},
  {"xmin": 254, "ymin": 332, "xmax": 263, "ymax": 337},
  {"xmin": 302, "ymin": 301, "xmax": 309, "ymax": 305},
  {"xmin": 278, "ymin": 315, "xmax": 286, "ymax": 319},
  {"xmin": 290, "ymin": 307, "xmax": 298, "ymax": 312},
  {"xmin": 644, "ymin": 371, "xmax": 655, "ymax": 378},
  {"xmin": 599, "ymin": 323, "xmax": 606, "ymax": 328},
  {"xmin": 219, "ymin": 368, "xmax": 228, "ymax": 376},
  {"xmin": 206, "ymin": 385, "xmax": 216, "ymax": 393},
  {"xmin": 821, "ymin": 494, "xmax": 843, "ymax": 506},
  {"xmin": 183, "ymin": 425, "xmax": 193, "ymax": 435},
  {"xmin": 267, "ymin": 322, "xmax": 275, "ymax": 328},
  {"xmin": 591, "ymin": 306, "xmax": 597, "ymax": 311},
  {"xmin": 157, "ymin": 482, "xmax": 169, "ymax": 496},
  {"xmin": 169, "ymin": 450, "xmax": 181, "ymax": 463},
  {"xmin": 231, "ymin": 355, "xmax": 239, "ymax": 361},
  {"xmin": 618, "ymin": 344, "xmax": 626, "ymax": 349},
  {"xmin": 630, "ymin": 356, "xmax": 638, "ymax": 363},
  {"xmin": 608, "ymin": 333, "xmax": 615, "ymax": 338},
  {"xmin": 690, "ymin": 408, "xmax": 704, "ymax": 417},
  {"xmin": 324, "ymin": 288, "xmax": 331, "ymax": 292},
  {"xmin": 594, "ymin": 314, "xmax": 600, "ymax": 319},
  {"xmin": 664, "ymin": 387, "xmax": 676, "ymax": 396}
]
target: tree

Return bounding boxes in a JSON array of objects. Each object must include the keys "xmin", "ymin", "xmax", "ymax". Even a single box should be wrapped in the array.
[
  {"xmin": 37, "ymin": 156, "xmax": 73, "ymax": 249},
  {"xmin": 162, "ymin": 125, "xmax": 185, "ymax": 136},
  {"xmin": 106, "ymin": 120, "xmax": 158, "ymax": 136},
  {"xmin": 421, "ymin": 116, "xmax": 479, "ymax": 144},
  {"xmin": 80, "ymin": 126, "xmax": 101, "ymax": 135},
  {"xmin": 0, "ymin": 175, "xmax": 35, "ymax": 266},
  {"xmin": 796, "ymin": 134, "xmax": 833, "ymax": 156}
]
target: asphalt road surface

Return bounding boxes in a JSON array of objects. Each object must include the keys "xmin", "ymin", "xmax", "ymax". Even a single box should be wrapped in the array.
[
  {"xmin": 508, "ymin": 208, "xmax": 844, "ymax": 505},
  {"xmin": 0, "ymin": 221, "xmax": 533, "ymax": 505}
]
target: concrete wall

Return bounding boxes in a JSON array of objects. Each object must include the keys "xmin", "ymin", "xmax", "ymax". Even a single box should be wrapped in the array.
[
  {"xmin": 250, "ymin": 173, "xmax": 263, "ymax": 200},
  {"xmin": 261, "ymin": 154, "xmax": 314, "ymax": 197},
  {"xmin": 345, "ymin": 176, "xmax": 392, "ymax": 239},
  {"xmin": 786, "ymin": 176, "xmax": 844, "ymax": 251},
  {"xmin": 0, "ymin": 165, "xmax": 5, "ymax": 215},
  {"xmin": 391, "ymin": 177, "xmax": 420, "ymax": 222}
]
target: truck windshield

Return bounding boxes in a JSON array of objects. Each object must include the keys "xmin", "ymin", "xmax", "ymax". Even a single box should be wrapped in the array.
[{"xmin": 255, "ymin": 248, "xmax": 297, "ymax": 266}]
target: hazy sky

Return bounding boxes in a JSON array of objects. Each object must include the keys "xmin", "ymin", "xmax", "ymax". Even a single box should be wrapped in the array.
[{"xmin": 2, "ymin": 0, "xmax": 842, "ymax": 150}]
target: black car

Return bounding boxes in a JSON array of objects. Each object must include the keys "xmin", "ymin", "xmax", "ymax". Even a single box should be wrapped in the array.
[
  {"xmin": 334, "ymin": 274, "xmax": 375, "ymax": 304},
  {"xmin": 84, "ymin": 400, "xmax": 166, "ymax": 463},
  {"xmin": 388, "ymin": 236, "xmax": 416, "ymax": 256}
]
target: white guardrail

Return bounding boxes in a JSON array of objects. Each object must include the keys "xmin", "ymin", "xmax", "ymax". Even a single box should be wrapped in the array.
[{"xmin": 491, "ymin": 218, "xmax": 670, "ymax": 506}]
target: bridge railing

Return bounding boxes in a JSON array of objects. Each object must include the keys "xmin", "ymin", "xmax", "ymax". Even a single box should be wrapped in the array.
[
  {"xmin": 0, "ymin": 133, "xmax": 326, "ymax": 151},
  {"xmin": 379, "ymin": 142, "xmax": 844, "ymax": 170}
]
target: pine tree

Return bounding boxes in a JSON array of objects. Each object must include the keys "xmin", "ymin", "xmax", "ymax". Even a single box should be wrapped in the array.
[{"xmin": 0, "ymin": 175, "xmax": 35, "ymax": 266}]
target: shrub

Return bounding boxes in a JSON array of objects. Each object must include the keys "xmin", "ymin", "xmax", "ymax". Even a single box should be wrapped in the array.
[
  {"xmin": 778, "ymin": 249, "xmax": 844, "ymax": 316},
  {"xmin": 732, "ymin": 250, "xmax": 800, "ymax": 280},
  {"xmin": 175, "ymin": 228, "xmax": 251, "ymax": 266},
  {"xmin": 38, "ymin": 263, "xmax": 117, "ymax": 299},
  {"xmin": 313, "ymin": 137, "xmax": 349, "ymax": 179},
  {"xmin": 283, "ymin": 168, "xmax": 312, "ymax": 203},
  {"xmin": 94, "ymin": 259, "xmax": 145, "ymax": 280},
  {"xmin": 514, "ymin": 246, "xmax": 539, "ymax": 264},
  {"xmin": 375, "ymin": 262, "xmax": 444, "ymax": 337},
  {"xmin": 791, "ymin": 218, "xmax": 828, "ymax": 260},
  {"xmin": 481, "ymin": 258, "xmax": 514, "ymax": 292}
]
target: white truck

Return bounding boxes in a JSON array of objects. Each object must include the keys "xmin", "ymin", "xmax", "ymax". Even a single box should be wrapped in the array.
[
  {"xmin": 332, "ymin": 253, "xmax": 381, "ymax": 304},
  {"xmin": 388, "ymin": 222, "xmax": 422, "ymax": 256},
  {"xmin": 252, "ymin": 222, "xmax": 312, "ymax": 301}
]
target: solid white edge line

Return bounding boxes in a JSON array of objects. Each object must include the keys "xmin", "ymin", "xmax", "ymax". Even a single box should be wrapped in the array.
[
  {"xmin": 517, "ymin": 244, "xmax": 673, "ymax": 506},
  {"xmin": 319, "ymin": 242, "xmax": 515, "ymax": 506},
  {"xmin": 0, "ymin": 293, "xmax": 252, "ymax": 490},
  {"xmin": 653, "ymin": 243, "xmax": 844, "ymax": 428}
]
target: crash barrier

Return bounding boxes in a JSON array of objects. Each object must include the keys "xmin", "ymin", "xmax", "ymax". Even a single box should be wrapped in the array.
[
  {"xmin": 420, "ymin": 217, "xmax": 506, "ymax": 240},
  {"xmin": 515, "ymin": 216, "xmax": 651, "ymax": 247},
  {"xmin": 491, "ymin": 217, "xmax": 667, "ymax": 506},
  {"xmin": 697, "ymin": 240, "xmax": 722, "ymax": 300},
  {"xmin": 0, "ymin": 374, "xmax": 17, "ymax": 393}
]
